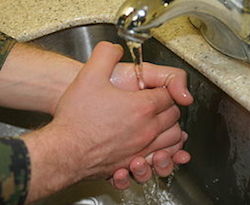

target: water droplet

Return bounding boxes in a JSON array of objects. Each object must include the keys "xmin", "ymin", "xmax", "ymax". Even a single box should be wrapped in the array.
[{"xmin": 212, "ymin": 178, "xmax": 219, "ymax": 184}]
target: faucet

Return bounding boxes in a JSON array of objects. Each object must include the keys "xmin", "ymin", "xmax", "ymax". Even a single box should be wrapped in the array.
[{"xmin": 116, "ymin": 0, "xmax": 250, "ymax": 63}]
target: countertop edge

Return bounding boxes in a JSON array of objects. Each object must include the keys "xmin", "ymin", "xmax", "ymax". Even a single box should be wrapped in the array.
[
  {"xmin": 152, "ymin": 17, "xmax": 250, "ymax": 112},
  {"xmin": 1, "ymin": 8, "xmax": 249, "ymax": 111}
]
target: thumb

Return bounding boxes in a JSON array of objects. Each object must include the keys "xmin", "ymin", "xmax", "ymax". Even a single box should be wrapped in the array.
[
  {"xmin": 82, "ymin": 41, "xmax": 124, "ymax": 83},
  {"xmin": 143, "ymin": 63, "xmax": 193, "ymax": 106}
]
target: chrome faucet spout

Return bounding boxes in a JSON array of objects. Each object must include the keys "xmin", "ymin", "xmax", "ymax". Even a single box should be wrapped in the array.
[{"xmin": 116, "ymin": 0, "xmax": 250, "ymax": 62}]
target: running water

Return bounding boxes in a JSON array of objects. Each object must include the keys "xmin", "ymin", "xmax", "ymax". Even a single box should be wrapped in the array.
[
  {"xmin": 120, "ymin": 41, "xmax": 175, "ymax": 205},
  {"xmin": 126, "ymin": 41, "xmax": 145, "ymax": 90}
]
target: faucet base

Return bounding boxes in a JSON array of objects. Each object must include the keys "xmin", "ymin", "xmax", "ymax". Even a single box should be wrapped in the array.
[{"xmin": 189, "ymin": 16, "xmax": 250, "ymax": 63}]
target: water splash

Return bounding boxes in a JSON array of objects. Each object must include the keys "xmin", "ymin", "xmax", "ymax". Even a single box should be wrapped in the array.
[
  {"xmin": 142, "ymin": 173, "xmax": 175, "ymax": 205},
  {"xmin": 120, "ymin": 173, "xmax": 175, "ymax": 205}
]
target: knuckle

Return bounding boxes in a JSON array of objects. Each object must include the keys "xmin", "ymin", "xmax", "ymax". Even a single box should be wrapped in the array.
[
  {"xmin": 147, "ymin": 124, "xmax": 160, "ymax": 138},
  {"xmin": 142, "ymin": 62, "xmax": 153, "ymax": 68},
  {"xmin": 171, "ymin": 124, "xmax": 182, "ymax": 142},
  {"xmin": 177, "ymin": 69, "xmax": 187, "ymax": 78},
  {"xmin": 165, "ymin": 105, "xmax": 181, "ymax": 123},
  {"xmin": 146, "ymin": 101, "xmax": 157, "ymax": 114},
  {"xmin": 98, "ymin": 41, "xmax": 113, "ymax": 48},
  {"xmin": 172, "ymin": 105, "xmax": 181, "ymax": 120},
  {"xmin": 138, "ymin": 98, "xmax": 157, "ymax": 117},
  {"xmin": 140, "ymin": 122, "xmax": 160, "ymax": 142},
  {"xmin": 159, "ymin": 88, "xmax": 174, "ymax": 108},
  {"xmin": 159, "ymin": 87, "xmax": 171, "ymax": 101}
]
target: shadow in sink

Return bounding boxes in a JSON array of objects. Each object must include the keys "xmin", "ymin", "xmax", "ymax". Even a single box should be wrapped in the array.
[{"xmin": 3, "ymin": 24, "xmax": 249, "ymax": 205}]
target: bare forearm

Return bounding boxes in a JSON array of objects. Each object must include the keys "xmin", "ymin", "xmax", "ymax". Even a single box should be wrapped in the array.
[
  {"xmin": 22, "ymin": 124, "xmax": 89, "ymax": 204},
  {"xmin": 0, "ymin": 43, "xmax": 82, "ymax": 114}
]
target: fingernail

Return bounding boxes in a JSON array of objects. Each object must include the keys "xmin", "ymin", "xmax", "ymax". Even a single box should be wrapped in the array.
[
  {"xmin": 182, "ymin": 89, "xmax": 189, "ymax": 98},
  {"xmin": 185, "ymin": 89, "xmax": 194, "ymax": 101},
  {"xmin": 134, "ymin": 164, "xmax": 147, "ymax": 176},
  {"xmin": 182, "ymin": 92, "xmax": 188, "ymax": 98},
  {"xmin": 158, "ymin": 159, "xmax": 169, "ymax": 168}
]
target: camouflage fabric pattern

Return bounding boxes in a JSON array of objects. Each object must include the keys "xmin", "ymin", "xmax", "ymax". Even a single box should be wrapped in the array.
[
  {"xmin": 0, "ymin": 32, "xmax": 16, "ymax": 70},
  {"xmin": 0, "ymin": 137, "xmax": 30, "ymax": 205},
  {"xmin": 0, "ymin": 32, "xmax": 30, "ymax": 204}
]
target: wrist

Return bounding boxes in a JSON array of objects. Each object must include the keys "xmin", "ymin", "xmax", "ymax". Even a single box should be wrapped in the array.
[
  {"xmin": 0, "ymin": 42, "xmax": 83, "ymax": 114},
  {"xmin": 22, "ymin": 121, "xmax": 92, "ymax": 203},
  {"xmin": 22, "ymin": 124, "xmax": 72, "ymax": 203},
  {"xmin": 45, "ymin": 60, "xmax": 83, "ymax": 115}
]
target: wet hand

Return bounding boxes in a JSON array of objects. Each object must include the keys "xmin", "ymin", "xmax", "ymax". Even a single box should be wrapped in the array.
[
  {"xmin": 111, "ymin": 132, "xmax": 191, "ymax": 190},
  {"xmin": 111, "ymin": 62, "xmax": 193, "ymax": 106},
  {"xmin": 110, "ymin": 62, "xmax": 193, "ymax": 189},
  {"xmin": 52, "ymin": 41, "xmax": 185, "ymax": 179}
]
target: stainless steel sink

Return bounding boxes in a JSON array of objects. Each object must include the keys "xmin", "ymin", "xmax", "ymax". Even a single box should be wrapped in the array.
[{"xmin": 1, "ymin": 24, "xmax": 249, "ymax": 205}]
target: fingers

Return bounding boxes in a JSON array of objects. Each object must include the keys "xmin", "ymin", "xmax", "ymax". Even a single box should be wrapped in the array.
[
  {"xmin": 172, "ymin": 150, "xmax": 191, "ymax": 165},
  {"xmin": 111, "ymin": 63, "xmax": 138, "ymax": 90},
  {"xmin": 152, "ymin": 150, "xmax": 174, "ymax": 177},
  {"xmin": 142, "ymin": 123, "xmax": 182, "ymax": 156},
  {"xmin": 156, "ymin": 105, "xmax": 180, "ymax": 133},
  {"xmin": 129, "ymin": 157, "xmax": 152, "ymax": 183},
  {"xmin": 81, "ymin": 41, "xmax": 124, "ymax": 83},
  {"xmin": 145, "ymin": 130, "xmax": 188, "ymax": 165},
  {"xmin": 138, "ymin": 87, "xmax": 174, "ymax": 114},
  {"xmin": 112, "ymin": 168, "xmax": 130, "ymax": 190},
  {"xmin": 167, "ymin": 73, "xmax": 193, "ymax": 106},
  {"xmin": 161, "ymin": 131, "xmax": 188, "ymax": 158},
  {"xmin": 112, "ymin": 157, "xmax": 152, "ymax": 190},
  {"xmin": 142, "ymin": 63, "xmax": 193, "ymax": 106},
  {"xmin": 182, "ymin": 131, "xmax": 189, "ymax": 142},
  {"xmin": 112, "ymin": 130, "xmax": 191, "ymax": 189}
]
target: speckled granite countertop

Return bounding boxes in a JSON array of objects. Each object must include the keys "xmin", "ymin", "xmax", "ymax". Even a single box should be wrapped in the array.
[{"xmin": 0, "ymin": 0, "xmax": 250, "ymax": 111}]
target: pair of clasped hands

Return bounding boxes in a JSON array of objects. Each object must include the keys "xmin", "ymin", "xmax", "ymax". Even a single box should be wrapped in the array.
[
  {"xmin": 21, "ymin": 41, "xmax": 193, "ymax": 203},
  {"xmin": 54, "ymin": 41, "xmax": 193, "ymax": 188}
]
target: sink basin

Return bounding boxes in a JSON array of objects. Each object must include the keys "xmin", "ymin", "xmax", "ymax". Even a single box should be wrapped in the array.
[{"xmin": 1, "ymin": 24, "xmax": 249, "ymax": 205}]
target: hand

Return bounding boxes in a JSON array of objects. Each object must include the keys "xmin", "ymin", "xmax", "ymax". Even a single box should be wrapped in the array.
[
  {"xmin": 109, "ymin": 62, "xmax": 193, "ymax": 189},
  {"xmin": 54, "ymin": 42, "xmax": 184, "ymax": 177},
  {"xmin": 111, "ymin": 62, "xmax": 193, "ymax": 106},
  {"xmin": 23, "ymin": 42, "xmax": 186, "ymax": 203},
  {"xmin": 112, "ymin": 132, "xmax": 191, "ymax": 189}
]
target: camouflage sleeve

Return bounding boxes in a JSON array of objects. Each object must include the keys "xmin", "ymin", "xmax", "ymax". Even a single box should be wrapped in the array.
[
  {"xmin": 0, "ymin": 137, "xmax": 30, "ymax": 205},
  {"xmin": 0, "ymin": 32, "xmax": 17, "ymax": 70}
]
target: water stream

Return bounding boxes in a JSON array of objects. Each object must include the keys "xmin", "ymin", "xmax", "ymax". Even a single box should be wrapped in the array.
[
  {"xmin": 126, "ymin": 41, "xmax": 145, "ymax": 90},
  {"xmin": 120, "ymin": 41, "xmax": 175, "ymax": 205}
]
